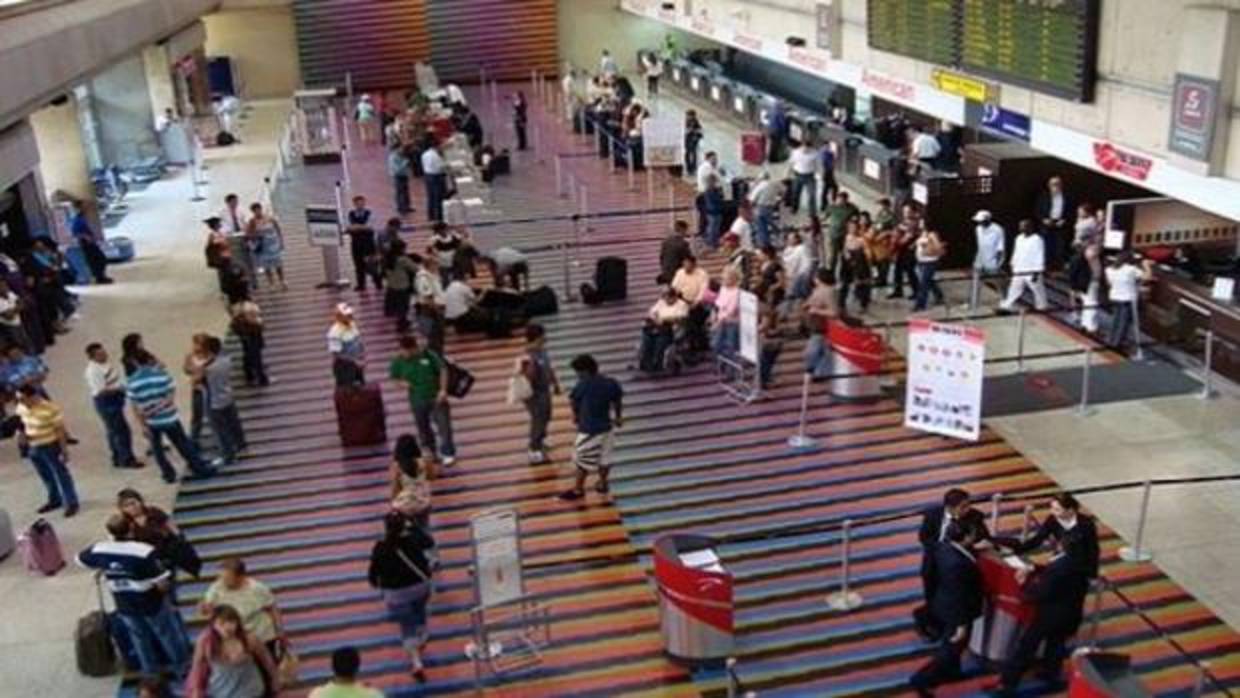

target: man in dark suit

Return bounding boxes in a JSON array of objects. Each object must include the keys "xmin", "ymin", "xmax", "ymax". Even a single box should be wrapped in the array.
[
  {"xmin": 996, "ymin": 492, "xmax": 1100, "ymax": 580},
  {"xmin": 996, "ymin": 541, "xmax": 1093, "ymax": 693},
  {"xmin": 914, "ymin": 488, "xmax": 989, "ymax": 638},
  {"xmin": 910, "ymin": 521, "xmax": 985, "ymax": 696},
  {"xmin": 1034, "ymin": 175, "xmax": 1073, "ymax": 271}
]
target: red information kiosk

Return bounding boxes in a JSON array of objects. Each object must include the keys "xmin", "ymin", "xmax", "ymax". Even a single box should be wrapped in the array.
[{"xmin": 653, "ymin": 534, "xmax": 735, "ymax": 662}]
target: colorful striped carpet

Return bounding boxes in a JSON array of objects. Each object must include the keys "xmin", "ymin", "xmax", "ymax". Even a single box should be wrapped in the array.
[{"xmin": 161, "ymin": 87, "xmax": 1240, "ymax": 698}]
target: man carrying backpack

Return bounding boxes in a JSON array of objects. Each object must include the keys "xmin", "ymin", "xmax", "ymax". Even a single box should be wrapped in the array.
[{"xmin": 78, "ymin": 515, "xmax": 191, "ymax": 676}]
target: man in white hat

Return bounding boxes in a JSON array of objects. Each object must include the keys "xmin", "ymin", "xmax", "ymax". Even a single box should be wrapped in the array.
[
  {"xmin": 973, "ymin": 210, "xmax": 1005, "ymax": 275},
  {"xmin": 328, "ymin": 303, "xmax": 366, "ymax": 387}
]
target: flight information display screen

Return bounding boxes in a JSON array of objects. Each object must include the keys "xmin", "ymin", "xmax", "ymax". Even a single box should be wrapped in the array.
[{"xmin": 866, "ymin": 0, "xmax": 1100, "ymax": 102}]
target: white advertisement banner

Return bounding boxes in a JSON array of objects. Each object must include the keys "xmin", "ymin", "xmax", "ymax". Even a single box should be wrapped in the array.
[
  {"xmin": 642, "ymin": 115, "xmax": 684, "ymax": 168},
  {"xmin": 904, "ymin": 319, "xmax": 986, "ymax": 441},
  {"xmin": 470, "ymin": 509, "xmax": 523, "ymax": 608},
  {"xmin": 739, "ymin": 290, "xmax": 760, "ymax": 364}
]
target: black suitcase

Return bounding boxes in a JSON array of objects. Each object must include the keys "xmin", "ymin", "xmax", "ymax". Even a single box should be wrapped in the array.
[
  {"xmin": 598, "ymin": 129, "xmax": 611, "ymax": 158},
  {"xmin": 524, "ymin": 286, "xmax": 559, "ymax": 316},
  {"xmin": 589, "ymin": 257, "xmax": 627, "ymax": 305},
  {"xmin": 492, "ymin": 150, "xmax": 511, "ymax": 176},
  {"xmin": 77, "ymin": 576, "xmax": 118, "ymax": 677}
]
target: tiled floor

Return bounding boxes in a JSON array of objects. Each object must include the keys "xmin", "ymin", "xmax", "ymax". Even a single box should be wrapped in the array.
[{"xmin": 0, "ymin": 98, "xmax": 291, "ymax": 698}]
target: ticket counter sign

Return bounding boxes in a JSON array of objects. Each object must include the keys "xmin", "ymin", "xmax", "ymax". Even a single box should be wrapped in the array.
[{"xmin": 904, "ymin": 319, "xmax": 985, "ymax": 441}]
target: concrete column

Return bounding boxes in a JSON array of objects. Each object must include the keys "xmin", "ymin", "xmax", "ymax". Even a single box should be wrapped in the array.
[
  {"xmin": 1171, "ymin": 7, "xmax": 1240, "ymax": 175},
  {"xmin": 28, "ymin": 100, "xmax": 94, "ymax": 206},
  {"xmin": 143, "ymin": 44, "xmax": 177, "ymax": 122},
  {"xmin": 88, "ymin": 54, "xmax": 160, "ymax": 166}
]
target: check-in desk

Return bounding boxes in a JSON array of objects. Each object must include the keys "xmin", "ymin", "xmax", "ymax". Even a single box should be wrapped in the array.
[
  {"xmin": 1146, "ymin": 267, "xmax": 1240, "ymax": 383},
  {"xmin": 970, "ymin": 551, "xmax": 1037, "ymax": 662}
]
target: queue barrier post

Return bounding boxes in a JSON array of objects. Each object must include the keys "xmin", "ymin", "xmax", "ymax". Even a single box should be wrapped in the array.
[
  {"xmin": 627, "ymin": 147, "xmax": 637, "ymax": 191},
  {"xmin": 787, "ymin": 372, "xmax": 818, "ymax": 451},
  {"xmin": 646, "ymin": 166, "xmax": 655, "ymax": 211},
  {"xmin": 340, "ymin": 144, "xmax": 352, "ymax": 195},
  {"xmin": 667, "ymin": 175, "xmax": 675, "ymax": 227},
  {"xmin": 555, "ymin": 155, "xmax": 565, "ymax": 198},
  {"xmin": 989, "ymin": 493, "xmax": 1002, "ymax": 533},
  {"xmin": 726, "ymin": 657, "xmax": 738, "ymax": 698},
  {"xmin": 609, "ymin": 134, "xmax": 618, "ymax": 174},
  {"xmin": 969, "ymin": 267, "xmax": 981, "ymax": 313},
  {"xmin": 1016, "ymin": 309, "xmax": 1028, "ymax": 372},
  {"xmin": 826, "ymin": 519, "xmax": 863, "ymax": 611},
  {"xmin": 1191, "ymin": 662, "xmax": 1211, "ymax": 698},
  {"xmin": 1076, "ymin": 347, "xmax": 1096, "ymax": 416},
  {"xmin": 1200, "ymin": 329, "xmax": 1216, "ymax": 399},
  {"xmin": 1019, "ymin": 503, "xmax": 1035, "ymax": 541},
  {"xmin": 1085, "ymin": 578, "xmax": 1107, "ymax": 649},
  {"xmin": 1118, "ymin": 480, "xmax": 1154, "ymax": 562},
  {"xmin": 1132, "ymin": 298, "xmax": 1145, "ymax": 361}
]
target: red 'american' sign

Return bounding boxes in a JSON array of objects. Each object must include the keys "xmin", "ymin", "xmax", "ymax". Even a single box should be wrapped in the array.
[{"xmin": 1092, "ymin": 142, "xmax": 1153, "ymax": 182}]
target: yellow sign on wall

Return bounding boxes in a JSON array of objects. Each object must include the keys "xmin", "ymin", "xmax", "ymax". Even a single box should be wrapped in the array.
[{"xmin": 931, "ymin": 68, "xmax": 995, "ymax": 103}]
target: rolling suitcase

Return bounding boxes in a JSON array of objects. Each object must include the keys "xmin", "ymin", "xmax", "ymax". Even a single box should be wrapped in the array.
[
  {"xmin": 76, "ymin": 574, "xmax": 118, "ymax": 677},
  {"xmin": 18, "ymin": 518, "xmax": 65, "ymax": 575},
  {"xmin": 0, "ymin": 508, "xmax": 15, "ymax": 561},
  {"xmin": 335, "ymin": 383, "xmax": 387, "ymax": 447},
  {"xmin": 524, "ymin": 286, "xmax": 559, "ymax": 317}
]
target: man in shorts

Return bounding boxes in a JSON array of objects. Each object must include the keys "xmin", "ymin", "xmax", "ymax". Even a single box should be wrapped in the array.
[{"xmin": 559, "ymin": 354, "xmax": 623, "ymax": 502}]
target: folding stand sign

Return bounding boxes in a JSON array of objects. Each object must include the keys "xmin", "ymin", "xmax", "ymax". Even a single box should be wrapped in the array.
[
  {"xmin": 305, "ymin": 203, "xmax": 349, "ymax": 290},
  {"xmin": 464, "ymin": 508, "xmax": 551, "ymax": 690},
  {"xmin": 718, "ymin": 290, "xmax": 762, "ymax": 404}
]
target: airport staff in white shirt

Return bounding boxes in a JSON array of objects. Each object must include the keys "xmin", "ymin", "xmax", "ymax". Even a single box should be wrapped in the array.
[
  {"xmin": 999, "ymin": 219, "xmax": 1048, "ymax": 312},
  {"xmin": 972, "ymin": 210, "xmax": 1006, "ymax": 274},
  {"xmin": 1105, "ymin": 253, "xmax": 1154, "ymax": 349},
  {"xmin": 788, "ymin": 141, "xmax": 820, "ymax": 218}
]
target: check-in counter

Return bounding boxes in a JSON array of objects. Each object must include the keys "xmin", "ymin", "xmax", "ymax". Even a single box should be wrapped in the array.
[
  {"xmin": 855, "ymin": 141, "xmax": 904, "ymax": 196},
  {"xmin": 729, "ymin": 85, "xmax": 758, "ymax": 124},
  {"xmin": 1146, "ymin": 267, "xmax": 1240, "ymax": 382},
  {"xmin": 687, "ymin": 66, "xmax": 711, "ymax": 100},
  {"xmin": 706, "ymin": 75, "xmax": 732, "ymax": 110},
  {"xmin": 669, "ymin": 59, "xmax": 692, "ymax": 90}
]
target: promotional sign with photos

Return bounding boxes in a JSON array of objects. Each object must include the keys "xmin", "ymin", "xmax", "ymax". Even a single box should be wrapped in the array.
[{"xmin": 904, "ymin": 319, "xmax": 986, "ymax": 441}]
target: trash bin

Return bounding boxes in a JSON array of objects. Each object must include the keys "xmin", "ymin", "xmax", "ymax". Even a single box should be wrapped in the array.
[
  {"xmin": 653, "ymin": 534, "xmax": 734, "ymax": 663},
  {"xmin": 1068, "ymin": 651, "xmax": 1152, "ymax": 698},
  {"xmin": 827, "ymin": 319, "xmax": 884, "ymax": 401},
  {"xmin": 969, "ymin": 551, "xmax": 1036, "ymax": 662}
]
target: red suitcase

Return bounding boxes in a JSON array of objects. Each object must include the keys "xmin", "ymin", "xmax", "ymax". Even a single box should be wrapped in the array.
[
  {"xmin": 335, "ymin": 383, "xmax": 387, "ymax": 447},
  {"xmin": 19, "ymin": 518, "xmax": 66, "ymax": 575}
]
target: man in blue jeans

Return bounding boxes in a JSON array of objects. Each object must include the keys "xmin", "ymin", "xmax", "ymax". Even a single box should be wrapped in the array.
[
  {"xmin": 389, "ymin": 335, "xmax": 457, "ymax": 467},
  {"xmin": 84, "ymin": 342, "xmax": 143, "ymax": 469},
  {"xmin": 78, "ymin": 516, "xmax": 191, "ymax": 677},
  {"xmin": 127, "ymin": 349, "xmax": 218, "ymax": 483},
  {"xmin": 15, "ymin": 385, "xmax": 80, "ymax": 517}
]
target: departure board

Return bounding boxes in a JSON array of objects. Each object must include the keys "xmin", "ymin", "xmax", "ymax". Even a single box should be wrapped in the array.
[
  {"xmin": 865, "ymin": 0, "xmax": 1100, "ymax": 102},
  {"xmin": 960, "ymin": 0, "xmax": 1098, "ymax": 101},
  {"xmin": 867, "ymin": 0, "xmax": 958, "ymax": 67}
]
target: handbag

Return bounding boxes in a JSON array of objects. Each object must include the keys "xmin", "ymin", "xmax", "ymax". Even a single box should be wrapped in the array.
[
  {"xmin": 276, "ymin": 643, "xmax": 300, "ymax": 685},
  {"xmin": 166, "ymin": 532, "xmax": 203, "ymax": 577},
  {"xmin": 506, "ymin": 364, "xmax": 533, "ymax": 405}
]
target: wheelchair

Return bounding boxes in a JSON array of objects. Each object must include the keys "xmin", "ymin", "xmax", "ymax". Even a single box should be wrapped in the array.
[{"xmin": 635, "ymin": 319, "xmax": 699, "ymax": 376}]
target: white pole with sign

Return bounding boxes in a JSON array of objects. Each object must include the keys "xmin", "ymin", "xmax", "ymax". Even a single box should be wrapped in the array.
[
  {"xmin": 306, "ymin": 185, "xmax": 348, "ymax": 289},
  {"xmin": 903, "ymin": 319, "xmax": 986, "ymax": 441}
]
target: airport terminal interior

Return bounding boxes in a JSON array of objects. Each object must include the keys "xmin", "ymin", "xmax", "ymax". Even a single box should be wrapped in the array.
[{"xmin": 3, "ymin": 0, "xmax": 1240, "ymax": 696}]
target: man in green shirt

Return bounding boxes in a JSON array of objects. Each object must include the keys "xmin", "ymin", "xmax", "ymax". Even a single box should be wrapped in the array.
[
  {"xmin": 389, "ymin": 335, "xmax": 456, "ymax": 466},
  {"xmin": 309, "ymin": 647, "xmax": 382, "ymax": 698},
  {"xmin": 824, "ymin": 190, "xmax": 859, "ymax": 273}
]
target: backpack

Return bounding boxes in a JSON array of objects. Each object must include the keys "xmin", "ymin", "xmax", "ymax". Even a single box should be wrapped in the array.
[{"xmin": 1067, "ymin": 251, "xmax": 1093, "ymax": 292}]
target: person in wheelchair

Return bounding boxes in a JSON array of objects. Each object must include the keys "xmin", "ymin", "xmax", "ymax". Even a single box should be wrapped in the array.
[{"xmin": 637, "ymin": 287, "xmax": 689, "ymax": 374}]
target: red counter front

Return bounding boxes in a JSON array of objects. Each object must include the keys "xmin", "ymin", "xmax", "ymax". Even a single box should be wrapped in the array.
[
  {"xmin": 652, "ymin": 534, "xmax": 734, "ymax": 662},
  {"xmin": 970, "ymin": 551, "xmax": 1037, "ymax": 662}
]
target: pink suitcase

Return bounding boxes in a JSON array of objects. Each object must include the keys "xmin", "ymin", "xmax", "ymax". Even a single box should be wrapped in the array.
[{"xmin": 19, "ymin": 518, "xmax": 66, "ymax": 575}]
